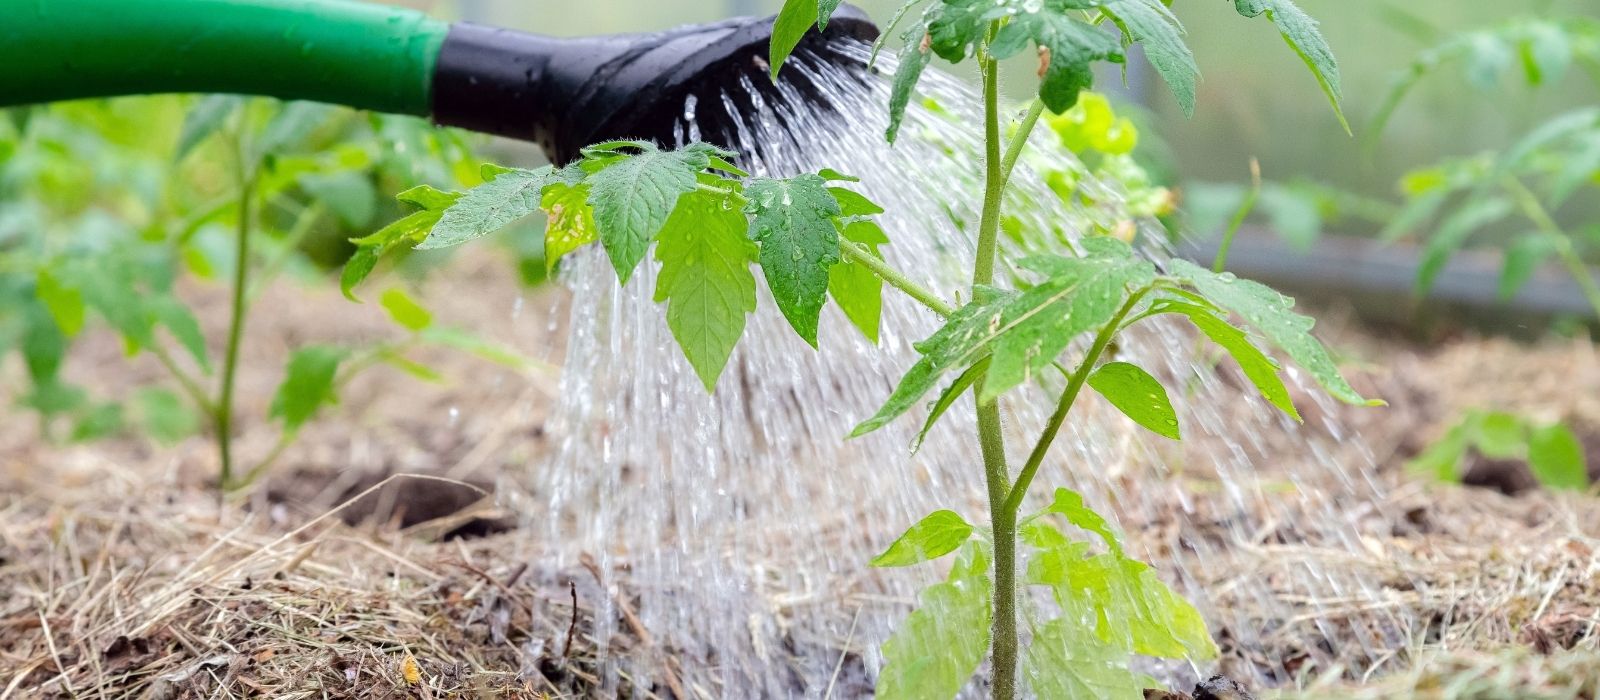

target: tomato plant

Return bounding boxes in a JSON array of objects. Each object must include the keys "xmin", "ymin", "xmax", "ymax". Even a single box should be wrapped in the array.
[
  {"xmin": 0, "ymin": 97, "xmax": 525, "ymax": 489},
  {"xmin": 348, "ymin": 1, "xmax": 1376, "ymax": 696}
]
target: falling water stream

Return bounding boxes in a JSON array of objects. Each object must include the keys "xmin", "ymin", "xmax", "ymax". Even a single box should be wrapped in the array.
[{"xmin": 506, "ymin": 40, "xmax": 1410, "ymax": 698}]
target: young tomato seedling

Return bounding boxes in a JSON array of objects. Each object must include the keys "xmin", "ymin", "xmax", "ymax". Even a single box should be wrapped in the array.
[{"xmin": 351, "ymin": 2, "xmax": 1378, "ymax": 697}]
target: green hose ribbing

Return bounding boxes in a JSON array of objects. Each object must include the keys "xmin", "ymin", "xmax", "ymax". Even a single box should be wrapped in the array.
[{"xmin": 0, "ymin": 0, "xmax": 449, "ymax": 116}]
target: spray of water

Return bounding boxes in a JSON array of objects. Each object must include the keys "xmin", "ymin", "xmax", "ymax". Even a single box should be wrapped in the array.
[{"xmin": 505, "ymin": 41, "xmax": 1410, "ymax": 698}]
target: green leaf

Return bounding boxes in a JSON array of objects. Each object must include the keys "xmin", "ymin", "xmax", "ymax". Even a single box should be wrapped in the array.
[
  {"xmin": 887, "ymin": 16, "xmax": 935, "ymax": 143},
  {"xmin": 35, "ymin": 269, "xmax": 85, "ymax": 337},
  {"xmin": 1235, "ymin": 0, "xmax": 1347, "ymax": 133},
  {"xmin": 378, "ymin": 351, "xmax": 444, "ymax": 383},
  {"xmin": 1104, "ymin": 0, "xmax": 1198, "ymax": 117},
  {"xmin": 1143, "ymin": 298, "xmax": 1297, "ymax": 419},
  {"xmin": 1463, "ymin": 32, "xmax": 1514, "ymax": 91},
  {"xmin": 1088, "ymin": 361, "xmax": 1180, "ymax": 440},
  {"xmin": 70, "ymin": 403, "xmax": 124, "ymax": 443},
  {"xmin": 1168, "ymin": 259, "xmax": 1379, "ymax": 406},
  {"xmin": 79, "ymin": 266, "xmax": 154, "ymax": 352},
  {"xmin": 343, "ymin": 208, "xmax": 449, "ymax": 301},
  {"xmin": 851, "ymin": 286, "xmax": 1016, "ymax": 437},
  {"xmin": 830, "ymin": 221, "xmax": 887, "ymax": 343},
  {"xmin": 1380, "ymin": 190, "xmax": 1447, "ymax": 243},
  {"xmin": 1037, "ymin": 487, "xmax": 1123, "ymax": 556},
  {"xmin": 396, "ymin": 184, "xmax": 464, "ymax": 212},
  {"xmin": 341, "ymin": 247, "xmax": 383, "ymax": 302},
  {"xmin": 175, "ymin": 95, "xmax": 242, "ymax": 162},
  {"xmin": 542, "ymin": 181, "xmax": 598, "ymax": 273},
  {"xmin": 1020, "ymin": 518, "xmax": 1074, "ymax": 549},
  {"xmin": 1528, "ymin": 424, "xmax": 1589, "ymax": 491},
  {"xmin": 1474, "ymin": 411, "xmax": 1526, "ymax": 459},
  {"xmin": 1038, "ymin": 552, "xmax": 1217, "ymax": 660},
  {"xmin": 423, "ymin": 166, "xmax": 557, "ymax": 250},
  {"xmin": 871, "ymin": 510, "xmax": 975, "ymax": 567},
  {"xmin": 421, "ymin": 327, "xmax": 531, "ymax": 370},
  {"xmin": 993, "ymin": 9, "xmax": 1125, "ymax": 113},
  {"xmin": 876, "ymin": 567, "xmax": 990, "ymax": 700},
  {"xmin": 1521, "ymin": 21, "xmax": 1573, "ymax": 86},
  {"xmin": 816, "ymin": 0, "xmax": 842, "ymax": 29},
  {"xmin": 1416, "ymin": 197, "xmax": 1514, "ymax": 294},
  {"xmin": 149, "ymin": 296, "xmax": 211, "ymax": 371},
  {"xmin": 771, "ymin": 0, "xmax": 819, "ymax": 80},
  {"xmin": 379, "ymin": 288, "xmax": 433, "ymax": 332},
  {"xmin": 745, "ymin": 174, "xmax": 842, "ymax": 346},
  {"xmin": 134, "ymin": 387, "xmax": 199, "ymax": 445},
  {"xmin": 255, "ymin": 101, "xmax": 336, "ymax": 158},
  {"xmin": 1500, "ymin": 235, "xmax": 1555, "ymax": 301},
  {"xmin": 653, "ymin": 190, "xmax": 758, "ymax": 392},
  {"xmin": 299, "ymin": 171, "xmax": 377, "ymax": 229},
  {"xmin": 1025, "ymin": 619, "xmax": 1145, "ymax": 700},
  {"xmin": 982, "ymin": 239, "xmax": 1156, "ymax": 403},
  {"xmin": 1407, "ymin": 421, "xmax": 1470, "ymax": 483},
  {"xmin": 914, "ymin": 356, "xmax": 990, "ymax": 453},
  {"xmin": 269, "ymin": 345, "xmax": 347, "ymax": 432},
  {"xmin": 21, "ymin": 305, "xmax": 67, "ymax": 383},
  {"xmin": 926, "ymin": 0, "xmax": 993, "ymax": 64},
  {"xmin": 588, "ymin": 144, "xmax": 721, "ymax": 284}
]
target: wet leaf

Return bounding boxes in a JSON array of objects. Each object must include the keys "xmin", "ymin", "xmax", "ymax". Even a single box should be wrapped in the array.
[
  {"xmin": 586, "ymin": 144, "xmax": 724, "ymax": 284},
  {"xmin": 423, "ymin": 166, "xmax": 557, "ymax": 250},
  {"xmin": 542, "ymin": 181, "xmax": 598, "ymax": 274},
  {"xmin": 992, "ymin": 8, "xmax": 1125, "ymax": 113},
  {"xmin": 1025, "ymin": 619, "xmax": 1144, "ymax": 700},
  {"xmin": 876, "ymin": 550, "xmax": 990, "ymax": 700},
  {"xmin": 745, "ymin": 174, "xmax": 842, "ymax": 346},
  {"xmin": 1141, "ymin": 298, "xmax": 1298, "ymax": 420},
  {"xmin": 1088, "ymin": 361, "xmax": 1179, "ymax": 440},
  {"xmin": 982, "ymin": 238, "xmax": 1156, "ymax": 403},
  {"xmin": 851, "ymin": 286, "xmax": 1015, "ymax": 437},
  {"xmin": 1234, "ymin": 0, "xmax": 1348, "ymax": 132},
  {"xmin": 1168, "ymin": 259, "xmax": 1379, "ymax": 407},
  {"xmin": 654, "ymin": 190, "xmax": 758, "ymax": 392},
  {"xmin": 871, "ymin": 510, "xmax": 975, "ymax": 567},
  {"xmin": 1105, "ymin": 0, "xmax": 1197, "ymax": 116},
  {"xmin": 829, "ymin": 220, "xmax": 888, "ymax": 343}
]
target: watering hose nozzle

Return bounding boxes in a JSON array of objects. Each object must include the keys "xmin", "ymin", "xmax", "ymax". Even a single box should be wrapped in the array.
[
  {"xmin": 432, "ymin": 6, "xmax": 880, "ymax": 163},
  {"xmin": 0, "ymin": 0, "xmax": 879, "ymax": 163}
]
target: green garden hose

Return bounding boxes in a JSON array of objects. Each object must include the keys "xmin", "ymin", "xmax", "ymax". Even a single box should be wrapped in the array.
[
  {"xmin": 0, "ymin": 0, "xmax": 879, "ymax": 161},
  {"xmin": 1, "ymin": 0, "xmax": 446, "ymax": 117}
]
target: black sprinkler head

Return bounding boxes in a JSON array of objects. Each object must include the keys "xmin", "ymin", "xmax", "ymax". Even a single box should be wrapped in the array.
[{"xmin": 431, "ymin": 6, "xmax": 880, "ymax": 164}]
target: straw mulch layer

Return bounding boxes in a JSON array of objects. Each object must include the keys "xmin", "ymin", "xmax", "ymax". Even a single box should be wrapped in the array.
[{"xmin": 3, "ymin": 263, "xmax": 1599, "ymax": 698}]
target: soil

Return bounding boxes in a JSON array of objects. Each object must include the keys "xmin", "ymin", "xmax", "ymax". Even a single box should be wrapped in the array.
[{"xmin": 3, "ymin": 253, "xmax": 1599, "ymax": 698}]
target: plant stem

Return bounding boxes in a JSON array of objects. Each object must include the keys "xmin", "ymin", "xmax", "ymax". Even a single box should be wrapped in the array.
[
  {"xmin": 217, "ymin": 164, "xmax": 257, "ymax": 490},
  {"xmin": 970, "ymin": 51, "xmax": 1019, "ymax": 700},
  {"xmin": 1000, "ymin": 101, "xmax": 1047, "ymax": 188},
  {"xmin": 839, "ymin": 240, "xmax": 955, "ymax": 317},
  {"xmin": 1002, "ymin": 287, "xmax": 1150, "ymax": 517},
  {"xmin": 1214, "ymin": 158, "xmax": 1261, "ymax": 273},
  {"xmin": 1503, "ymin": 176, "xmax": 1600, "ymax": 320},
  {"xmin": 149, "ymin": 343, "xmax": 215, "ymax": 415}
]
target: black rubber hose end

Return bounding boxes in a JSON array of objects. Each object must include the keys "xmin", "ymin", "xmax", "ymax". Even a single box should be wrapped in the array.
[{"xmin": 431, "ymin": 6, "xmax": 879, "ymax": 163}]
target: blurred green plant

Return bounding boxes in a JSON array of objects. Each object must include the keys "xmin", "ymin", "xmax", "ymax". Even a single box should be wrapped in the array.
[
  {"xmin": 1409, "ymin": 409, "xmax": 1591, "ymax": 492},
  {"xmin": 1385, "ymin": 109, "xmax": 1600, "ymax": 316},
  {"xmin": 0, "ymin": 97, "xmax": 526, "ymax": 489},
  {"xmin": 1370, "ymin": 16, "xmax": 1600, "ymax": 145}
]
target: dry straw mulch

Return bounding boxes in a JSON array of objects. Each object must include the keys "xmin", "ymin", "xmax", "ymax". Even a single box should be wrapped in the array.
[{"xmin": 3, "ymin": 269, "xmax": 1600, "ymax": 697}]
